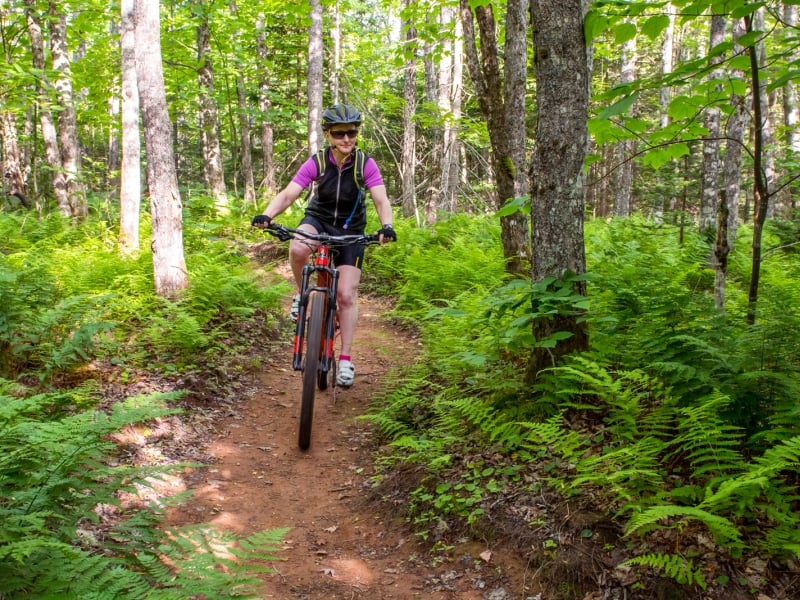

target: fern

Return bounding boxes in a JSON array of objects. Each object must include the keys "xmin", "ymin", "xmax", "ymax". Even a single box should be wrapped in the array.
[
  {"xmin": 0, "ymin": 386, "xmax": 287, "ymax": 599},
  {"xmin": 668, "ymin": 393, "xmax": 744, "ymax": 485},
  {"xmin": 625, "ymin": 504, "xmax": 743, "ymax": 549},
  {"xmin": 623, "ymin": 552, "xmax": 707, "ymax": 589}
]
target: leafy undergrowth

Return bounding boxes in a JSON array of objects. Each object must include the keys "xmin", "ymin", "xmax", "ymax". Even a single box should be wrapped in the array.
[{"xmin": 360, "ymin": 214, "xmax": 800, "ymax": 600}]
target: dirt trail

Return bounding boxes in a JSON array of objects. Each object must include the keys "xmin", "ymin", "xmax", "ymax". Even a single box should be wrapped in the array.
[{"xmin": 166, "ymin": 292, "xmax": 525, "ymax": 599}]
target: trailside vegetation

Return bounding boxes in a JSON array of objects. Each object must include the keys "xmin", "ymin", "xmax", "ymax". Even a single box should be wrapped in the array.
[
  {"xmin": 0, "ymin": 202, "xmax": 289, "ymax": 599},
  {"xmin": 363, "ymin": 211, "xmax": 800, "ymax": 599}
]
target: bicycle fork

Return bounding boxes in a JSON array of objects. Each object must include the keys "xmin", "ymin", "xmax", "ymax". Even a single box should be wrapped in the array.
[{"xmin": 292, "ymin": 263, "xmax": 339, "ymax": 373}]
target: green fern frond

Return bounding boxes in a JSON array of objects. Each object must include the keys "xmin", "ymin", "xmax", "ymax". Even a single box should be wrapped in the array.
[
  {"xmin": 623, "ymin": 552, "xmax": 707, "ymax": 589},
  {"xmin": 625, "ymin": 504, "xmax": 743, "ymax": 549},
  {"xmin": 668, "ymin": 393, "xmax": 744, "ymax": 484}
]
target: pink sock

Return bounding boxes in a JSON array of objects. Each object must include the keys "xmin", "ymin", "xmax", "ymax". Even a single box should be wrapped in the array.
[{"xmin": 339, "ymin": 354, "xmax": 351, "ymax": 362}]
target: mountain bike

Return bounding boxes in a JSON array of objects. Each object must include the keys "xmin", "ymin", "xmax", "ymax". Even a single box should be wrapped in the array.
[{"xmin": 263, "ymin": 223, "xmax": 379, "ymax": 450}]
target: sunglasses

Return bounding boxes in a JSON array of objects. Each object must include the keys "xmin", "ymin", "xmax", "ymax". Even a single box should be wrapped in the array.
[{"xmin": 329, "ymin": 129, "xmax": 359, "ymax": 139}]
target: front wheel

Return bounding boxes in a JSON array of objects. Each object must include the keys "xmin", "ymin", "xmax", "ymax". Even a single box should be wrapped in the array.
[{"xmin": 300, "ymin": 292, "xmax": 325, "ymax": 450}]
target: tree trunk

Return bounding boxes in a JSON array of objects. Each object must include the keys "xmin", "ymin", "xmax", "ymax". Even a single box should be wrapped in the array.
[
  {"xmin": 437, "ymin": 4, "xmax": 458, "ymax": 213},
  {"xmin": 49, "ymin": 2, "xmax": 86, "ymax": 218},
  {"xmin": 119, "ymin": 0, "xmax": 141, "ymax": 255},
  {"xmin": 401, "ymin": 7, "xmax": 418, "ymax": 222},
  {"xmin": 1, "ymin": 111, "xmax": 31, "ymax": 209},
  {"xmin": 713, "ymin": 189, "xmax": 729, "ymax": 310},
  {"xmin": 614, "ymin": 23, "xmax": 636, "ymax": 217},
  {"xmin": 256, "ymin": 14, "xmax": 276, "ymax": 196},
  {"xmin": 655, "ymin": 3, "xmax": 676, "ymax": 223},
  {"xmin": 501, "ymin": 0, "xmax": 531, "ymax": 272},
  {"xmin": 25, "ymin": 0, "xmax": 69, "ymax": 215},
  {"xmin": 723, "ymin": 17, "xmax": 748, "ymax": 253},
  {"xmin": 307, "ymin": 0, "xmax": 324, "ymax": 154},
  {"xmin": 460, "ymin": 0, "xmax": 530, "ymax": 274},
  {"xmin": 783, "ymin": 4, "xmax": 799, "ymax": 210},
  {"xmin": 330, "ymin": 0, "xmax": 341, "ymax": 104},
  {"xmin": 753, "ymin": 8, "xmax": 776, "ymax": 219},
  {"xmin": 107, "ymin": 20, "xmax": 121, "ymax": 192},
  {"xmin": 745, "ymin": 13, "xmax": 769, "ymax": 325},
  {"xmin": 526, "ymin": 0, "xmax": 591, "ymax": 382},
  {"xmin": 700, "ymin": 15, "xmax": 726, "ymax": 235},
  {"xmin": 229, "ymin": 1, "xmax": 256, "ymax": 207},
  {"xmin": 196, "ymin": 11, "xmax": 228, "ymax": 214},
  {"xmin": 135, "ymin": 0, "xmax": 188, "ymax": 298}
]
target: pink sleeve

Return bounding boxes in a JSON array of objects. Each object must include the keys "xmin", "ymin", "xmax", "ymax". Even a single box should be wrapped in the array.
[
  {"xmin": 363, "ymin": 158, "xmax": 384, "ymax": 189},
  {"xmin": 291, "ymin": 156, "xmax": 320, "ymax": 189}
]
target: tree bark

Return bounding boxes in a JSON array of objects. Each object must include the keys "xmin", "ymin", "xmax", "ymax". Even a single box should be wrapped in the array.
[
  {"xmin": 460, "ymin": 0, "xmax": 530, "ymax": 274},
  {"xmin": 120, "ymin": 0, "xmax": 141, "ymax": 254},
  {"xmin": 713, "ymin": 189, "xmax": 729, "ymax": 310},
  {"xmin": 753, "ymin": 8, "xmax": 776, "ymax": 219},
  {"xmin": 135, "ymin": 0, "xmax": 188, "ymax": 298},
  {"xmin": 526, "ymin": 0, "xmax": 591, "ymax": 382},
  {"xmin": 49, "ymin": 2, "xmax": 86, "ymax": 218},
  {"xmin": 307, "ymin": 0, "xmax": 324, "ymax": 154},
  {"xmin": 401, "ymin": 7, "xmax": 418, "ymax": 222},
  {"xmin": 1, "ymin": 111, "xmax": 31, "ymax": 209},
  {"xmin": 438, "ymin": 4, "xmax": 460, "ymax": 214},
  {"xmin": 655, "ymin": 3, "xmax": 676, "ymax": 223},
  {"xmin": 745, "ymin": 12, "xmax": 769, "ymax": 325},
  {"xmin": 256, "ymin": 14, "xmax": 275, "ymax": 196},
  {"xmin": 782, "ymin": 4, "xmax": 799, "ymax": 210},
  {"xmin": 614, "ymin": 24, "xmax": 635, "ymax": 217},
  {"xmin": 196, "ymin": 9, "xmax": 228, "ymax": 214},
  {"xmin": 230, "ymin": 1, "xmax": 256, "ymax": 206},
  {"xmin": 700, "ymin": 15, "xmax": 726, "ymax": 235},
  {"xmin": 25, "ymin": 0, "xmax": 69, "ymax": 215}
]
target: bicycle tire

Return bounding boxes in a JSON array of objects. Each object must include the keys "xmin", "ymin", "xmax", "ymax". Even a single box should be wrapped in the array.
[{"xmin": 299, "ymin": 292, "xmax": 325, "ymax": 450}]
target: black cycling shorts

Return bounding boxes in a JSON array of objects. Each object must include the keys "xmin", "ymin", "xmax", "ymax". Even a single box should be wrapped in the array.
[{"xmin": 299, "ymin": 215, "xmax": 367, "ymax": 270}]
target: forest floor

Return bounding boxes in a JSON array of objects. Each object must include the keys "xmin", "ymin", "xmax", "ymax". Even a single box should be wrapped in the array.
[{"xmin": 153, "ymin": 262, "xmax": 538, "ymax": 600}]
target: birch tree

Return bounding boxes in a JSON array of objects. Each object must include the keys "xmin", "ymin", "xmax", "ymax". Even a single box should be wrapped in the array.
[
  {"xmin": 230, "ymin": 0, "xmax": 256, "ymax": 206},
  {"xmin": 307, "ymin": 0, "xmax": 324, "ymax": 154},
  {"xmin": 782, "ymin": 3, "xmax": 799, "ymax": 209},
  {"xmin": 699, "ymin": 15, "xmax": 726, "ymax": 235},
  {"xmin": 256, "ymin": 14, "xmax": 275, "ymax": 195},
  {"xmin": 614, "ymin": 21, "xmax": 636, "ymax": 217},
  {"xmin": 49, "ymin": 1, "xmax": 86, "ymax": 218},
  {"xmin": 195, "ymin": 4, "xmax": 228, "ymax": 213},
  {"xmin": 119, "ymin": 0, "xmax": 141, "ymax": 254},
  {"xmin": 401, "ymin": 5, "xmax": 418, "ymax": 222},
  {"xmin": 25, "ymin": 0, "xmax": 69, "ymax": 214},
  {"xmin": 135, "ymin": 0, "xmax": 188, "ymax": 297}
]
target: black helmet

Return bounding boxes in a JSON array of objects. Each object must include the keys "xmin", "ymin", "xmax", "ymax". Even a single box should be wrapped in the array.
[{"xmin": 321, "ymin": 104, "xmax": 362, "ymax": 129}]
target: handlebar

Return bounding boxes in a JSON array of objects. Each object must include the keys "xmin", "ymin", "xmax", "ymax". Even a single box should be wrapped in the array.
[{"xmin": 261, "ymin": 223, "xmax": 380, "ymax": 246}]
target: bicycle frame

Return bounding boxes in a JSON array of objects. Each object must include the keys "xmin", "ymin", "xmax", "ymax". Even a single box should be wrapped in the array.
[
  {"xmin": 292, "ymin": 242, "xmax": 339, "ymax": 377},
  {"xmin": 258, "ymin": 222, "xmax": 382, "ymax": 450}
]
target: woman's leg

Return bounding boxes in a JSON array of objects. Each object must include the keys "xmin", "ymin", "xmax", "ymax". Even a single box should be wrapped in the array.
[
  {"xmin": 335, "ymin": 265, "xmax": 362, "ymax": 358},
  {"xmin": 288, "ymin": 223, "xmax": 318, "ymax": 291}
]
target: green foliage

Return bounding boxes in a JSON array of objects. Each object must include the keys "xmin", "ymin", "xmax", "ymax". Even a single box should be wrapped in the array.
[
  {"xmin": 0, "ymin": 387, "xmax": 285, "ymax": 598},
  {"xmin": 0, "ymin": 210, "xmax": 287, "ymax": 378},
  {"xmin": 369, "ymin": 211, "xmax": 800, "ymax": 595},
  {"xmin": 623, "ymin": 552, "xmax": 707, "ymax": 589},
  {"xmin": 0, "ymin": 206, "xmax": 293, "ymax": 598}
]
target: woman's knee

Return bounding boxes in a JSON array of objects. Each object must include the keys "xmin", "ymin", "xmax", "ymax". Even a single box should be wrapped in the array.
[
  {"xmin": 289, "ymin": 241, "xmax": 310, "ymax": 263},
  {"xmin": 337, "ymin": 286, "xmax": 358, "ymax": 310}
]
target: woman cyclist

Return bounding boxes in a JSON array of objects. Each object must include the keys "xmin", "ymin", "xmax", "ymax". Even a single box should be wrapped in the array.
[{"xmin": 252, "ymin": 104, "xmax": 396, "ymax": 388}]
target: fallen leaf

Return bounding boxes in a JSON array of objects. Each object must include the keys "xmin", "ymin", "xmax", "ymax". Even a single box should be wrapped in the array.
[
  {"xmin": 323, "ymin": 525, "xmax": 338, "ymax": 533},
  {"xmin": 480, "ymin": 550, "xmax": 492, "ymax": 562}
]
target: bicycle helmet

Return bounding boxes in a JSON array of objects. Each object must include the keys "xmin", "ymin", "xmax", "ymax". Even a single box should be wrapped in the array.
[{"xmin": 321, "ymin": 104, "xmax": 362, "ymax": 130}]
